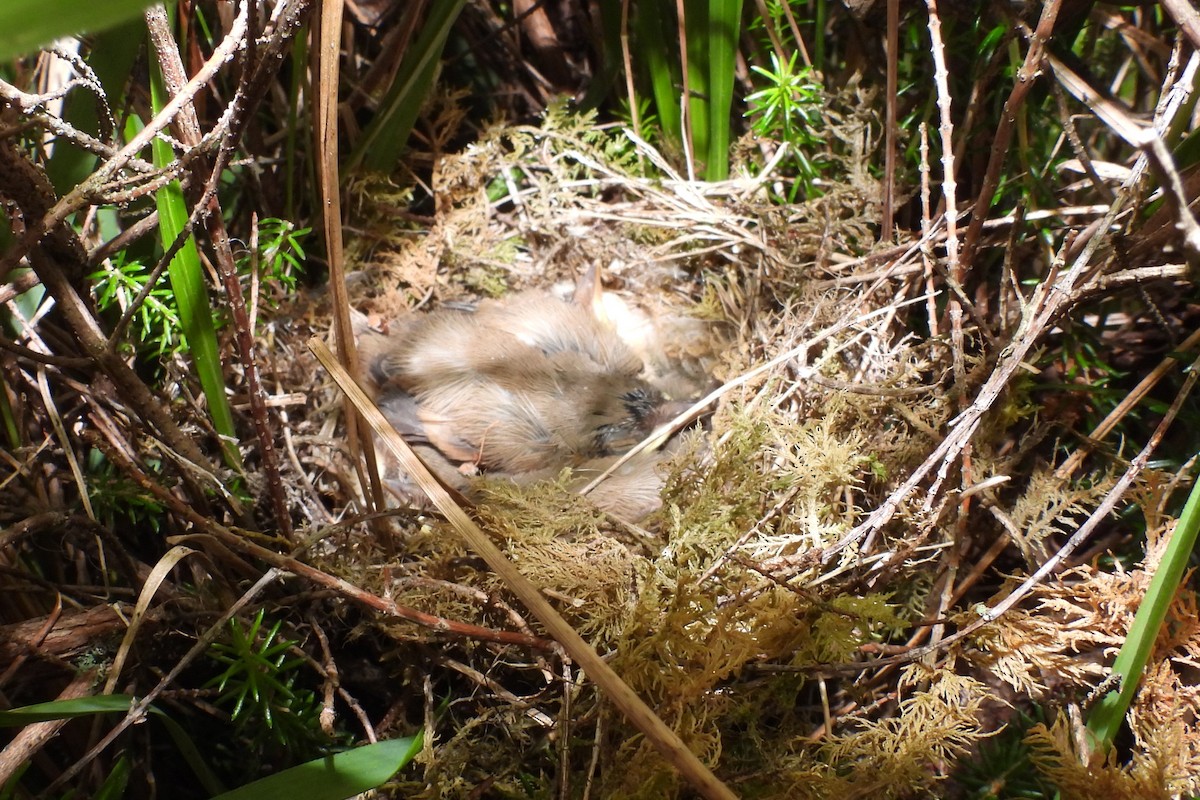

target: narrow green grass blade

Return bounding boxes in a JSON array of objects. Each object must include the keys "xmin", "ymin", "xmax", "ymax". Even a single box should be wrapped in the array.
[
  {"xmin": 1166, "ymin": 61, "xmax": 1200, "ymax": 153},
  {"xmin": 704, "ymin": 0, "xmax": 743, "ymax": 180},
  {"xmin": 684, "ymin": 0, "xmax": 711, "ymax": 175},
  {"xmin": 349, "ymin": 2, "xmax": 466, "ymax": 173},
  {"xmin": 147, "ymin": 53, "xmax": 242, "ymax": 468},
  {"xmin": 149, "ymin": 707, "xmax": 225, "ymax": 795},
  {"xmin": 0, "ymin": 0, "xmax": 159, "ymax": 62},
  {"xmin": 0, "ymin": 694, "xmax": 134, "ymax": 725},
  {"xmin": 813, "ymin": 0, "xmax": 827, "ymax": 74},
  {"xmin": 211, "ymin": 734, "xmax": 423, "ymax": 800},
  {"xmin": 0, "ymin": 365, "xmax": 20, "ymax": 450},
  {"xmin": 1085, "ymin": 468, "xmax": 1200, "ymax": 749},
  {"xmin": 92, "ymin": 755, "xmax": 131, "ymax": 800},
  {"xmin": 634, "ymin": 1, "xmax": 682, "ymax": 147}
]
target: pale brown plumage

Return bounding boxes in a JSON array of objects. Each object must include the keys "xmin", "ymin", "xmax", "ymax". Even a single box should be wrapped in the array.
[{"xmin": 358, "ymin": 290, "xmax": 682, "ymax": 518}]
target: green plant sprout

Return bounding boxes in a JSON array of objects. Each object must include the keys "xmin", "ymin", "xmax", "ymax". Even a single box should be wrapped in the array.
[
  {"xmin": 86, "ymin": 449, "xmax": 166, "ymax": 533},
  {"xmin": 90, "ymin": 253, "xmax": 183, "ymax": 357},
  {"xmin": 205, "ymin": 609, "xmax": 325, "ymax": 752},
  {"xmin": 744, "ymin": 50, "xmax": 824, "ymax": 199},
  {"xmin": 240, "ymin": 218, "xmax": 309, "ymax": 300},
  {"xmin": 91, "ymin": 218, "xmax": 308, "ymax": 359}
]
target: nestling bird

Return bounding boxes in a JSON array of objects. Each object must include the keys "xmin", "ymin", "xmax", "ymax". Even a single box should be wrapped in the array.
[{"xmin": 357, "ymin": 285, "xmax": 692, "ymax": 518}]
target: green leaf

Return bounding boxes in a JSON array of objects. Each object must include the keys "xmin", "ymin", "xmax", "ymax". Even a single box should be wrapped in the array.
[
  {"xmin": 210, "ymin": 735, "xmax": 424, "ymax": 800},
  {"xmin": 704, "ymin": 0, "xmax": 744, "ymax": 180},
  {"xmin": 0, "ymin": 694, "xmax": 134, "ymax": 725},
  {"xmin": 0, "ymin": 0, "xmax": 161, "ymax": 62},
  {"xmin": 634, "ymin": 1, "xmax": 681, "ymax": 147},
  {"xmin": 93, "ymin": 755, "xmax": 132, "ymax": 800},
  {"xmin": 1086, "ymin": 469, "xmax": 1200, "ymax": 749},
  {"xmin": 147, "ymin": 37, "xmax": 242, "ymax": 469},
  {"xmin": 684, "ymin": 0, "xmax": 711, "ymax": 175},
  {"xmin": 349, "ymin": 2, "xmax": 467, "ymax": 173}
]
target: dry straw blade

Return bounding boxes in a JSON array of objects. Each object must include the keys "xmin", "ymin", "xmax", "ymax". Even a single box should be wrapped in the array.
[{"xmin": 308, "ymin": 336, "xmax": 738, "ymax": 800}]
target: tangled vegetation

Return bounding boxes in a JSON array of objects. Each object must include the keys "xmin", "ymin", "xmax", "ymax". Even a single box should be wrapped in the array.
[{"xmin": 2, "ymin": 1, "xmax": 1200, "ymax": 798}]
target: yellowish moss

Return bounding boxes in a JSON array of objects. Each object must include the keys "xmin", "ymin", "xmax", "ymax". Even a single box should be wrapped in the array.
[
  {"xmin": 323, "ymin": 106, "xmax": 1171, "ymax": 798},
  {"xmin": 774, "ymin": 672, "xmax": 989, "ymax": 799},
  {"xmin": 1026, "ymin": 714, "xmax": 1175, "ymax": 800}
]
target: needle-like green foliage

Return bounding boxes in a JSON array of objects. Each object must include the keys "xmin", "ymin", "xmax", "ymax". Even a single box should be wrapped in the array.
[
  {"xmin": 745, "ymin": 50, "xmax": 824, "ymax": 198},
  {"xmin": 205, "ymin": 609, "xmax": 322, "ymax": 751}
]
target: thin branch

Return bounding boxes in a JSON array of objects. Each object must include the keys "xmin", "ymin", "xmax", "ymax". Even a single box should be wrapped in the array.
[
  {"xmin": 881, "ymin": 0, "xmax": 898, "ymax": 242},
  {"xmin": 923, "ymin": 0, "xmax": 960, "ymax": 280},
  {"xmin": 960, "ymin": 1, "xmax": 1063, "ymax": 272}
]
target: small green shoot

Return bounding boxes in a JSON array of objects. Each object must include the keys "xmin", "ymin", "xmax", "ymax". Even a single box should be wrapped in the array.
[
  {"xmin": 86, "ymin": 449, "xmax": 166, "ymax": 533},
  {"xmin": 90, "ymin": 253, "xmax": 183, "ymax": 357},
  {"xmin": 952, "ymin": 708, "xmax": 1055, "ymax": 799},
  {"xmin": 248, "ymin": 218, "xmax": 309, "ymax": 297},
  {"xmin": 745, "ymin": 50, "xmax": 824, "ymax": 199},
  {"xmin": 205, "ymin": 609, "xmax": 325, "ymax": 753}
]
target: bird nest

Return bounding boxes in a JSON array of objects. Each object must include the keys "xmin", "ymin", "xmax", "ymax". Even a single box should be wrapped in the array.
[
  {"xmin": 255, "ymin": 104, "xmax": 1200, "ymax": 796},
  {"xmin": 6, "ymin": 8, "xmax": 1200, "ymax": 799}
]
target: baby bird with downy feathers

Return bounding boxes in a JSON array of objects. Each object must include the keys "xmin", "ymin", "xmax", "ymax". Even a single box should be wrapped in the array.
[{"xmin": 358, "ymin": 278, "xmax": 698, "ymax": 521}]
